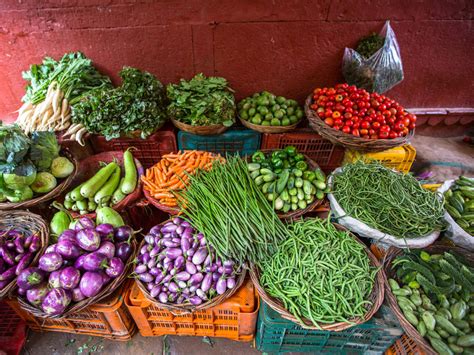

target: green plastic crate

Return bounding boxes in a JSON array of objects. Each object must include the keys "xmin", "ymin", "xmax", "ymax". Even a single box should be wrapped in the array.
[
  {"xmin": 177, "ymin": 128, "xmax": 261, "ymax": 156},
  {"xmin": 255, "ymin": 302, "xmax": 403, "ymax": 354}
]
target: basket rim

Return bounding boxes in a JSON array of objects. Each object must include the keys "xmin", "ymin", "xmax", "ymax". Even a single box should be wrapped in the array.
[
  {"xmin": 170, "ymin": 117, "xmax": 230, "ymax": 136},
  {"xmin": 17, "ymin": 236, "xmax": 138, "ymax": 318},
  {"xmin": 305, "ymin": 94, "xmax": 414, "ymax": 152},
  {"xmin": 0, "ymin": 148, "xmax": 78, "ymax": 210},
  {"xmin": 239, "ymin": 116, "xmax": 301, "ymax": 133},
  {"xmin": 250, "ymin": 222, "xmax": 385, "ymax": 331},
  {"xmin": 0, "ymin": 210, "xmax": 49, "ymax": 300},
  {"xmin": 134, "ymin": 218, "xmax": 247, "ymax": 313},
  {"xmin": 382, "ymin": 244, "xmax": 474, "ymax": 355}
]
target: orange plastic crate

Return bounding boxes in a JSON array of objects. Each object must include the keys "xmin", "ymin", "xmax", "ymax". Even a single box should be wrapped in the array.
[
  {"xmin": 0, "ymin": 302, "xmax": 26, "ymax": 355},
  {"xmin": 126, "ymin": 278, "xmax": 259, "ymax": 341},
  {"xmin": 6, "ymin": 283, "xmax": 136, "ymax": 341},
  {"xmin": 386, "ymin": 334, "xmax": 425, "ymax": 355}
]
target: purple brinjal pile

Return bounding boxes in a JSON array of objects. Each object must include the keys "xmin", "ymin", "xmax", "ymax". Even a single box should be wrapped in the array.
[
  {"xmin": 134, "ymin": 217, "xmax": 241, "ymax": 306},
  {"xmin": 0, "ymin": 228, "xmax": 42, "ymax": 290},
  {"xmin": 17, "ymin": 216, "xmax": 134, "ymax": 316}
]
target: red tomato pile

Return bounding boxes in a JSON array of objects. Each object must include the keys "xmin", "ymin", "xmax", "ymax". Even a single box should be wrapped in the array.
[{"xmin": 310, "ymin": 83, "xmax": 416, "ymax": 139}]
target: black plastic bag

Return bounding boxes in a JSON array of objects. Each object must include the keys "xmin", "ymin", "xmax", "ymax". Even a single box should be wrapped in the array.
[{"xmin": 342, "ymin": 21, "xmax": 404, "ymax": 93}]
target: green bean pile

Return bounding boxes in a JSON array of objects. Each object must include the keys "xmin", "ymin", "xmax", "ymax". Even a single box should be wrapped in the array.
[
  {"xmin": 260, "ymin": 218, "xmax": 377, "ymax": 327},
  {"xmin": 332, "ymin": 161, "xmax": 444, "ymax": 239},
  {"xmin": 179, "ymin": 155, "xmax": 287, "ymax": 263}
]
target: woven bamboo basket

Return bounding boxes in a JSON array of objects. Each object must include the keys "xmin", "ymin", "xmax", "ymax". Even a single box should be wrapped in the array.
[
  {"xmin": 239, "ymin": 116, "xmax": 301, "ymax": 134},
  {"xmin": 0, "ymin": 149, "xmax": 77, "ymax": 210},
  {"xmin": 250, "ymin": 224, "xmax": 385, "ymax": 331},
  {"xmin": 135, "ymin": 219, "xmax": 247, "ymax": 313},
  {"xmin": 60, "ymin": 151, "xmax": 144, "ymax": 219},
  {"xmin": 305, "ymin": 95, "xmax": 414, "ymax": 152},
  {"xmin": 171, "ymin": 118, "xmax": 229, "ymax": 136},
  {"xmin": 17, "ymin": 238, "xmax": 137, "ymax": 318},
  {"xmin": 0, "ymin": 210, "xmax": 49, "ymax": 299},
  {"xmin": 383, "ymin": 244, "xmax": 474, "ymax": 355},
  {"xmin": 143, "ymin": 189, "xmax": 181, "ymax": 215}
]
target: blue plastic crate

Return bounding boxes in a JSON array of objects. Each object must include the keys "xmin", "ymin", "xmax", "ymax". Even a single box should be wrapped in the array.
[
  {"xmin": 255, "ymin": 302, "xmax": 402, "ymax": 354},
  {"xmin": 177, "ymin": 128, "xmax": 261, "ymax": 156}
]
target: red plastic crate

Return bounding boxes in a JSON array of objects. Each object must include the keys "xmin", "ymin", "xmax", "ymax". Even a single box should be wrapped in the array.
[
  {"xmin": 90, "ymin": 124, "xmax": 177, "ymax": 169},
  {"xmin": 386, "ymin": 334, "xmax": 425, "ymax": 355},
  {"xmin": 260, "ymin": 128, "xmax": 345, "ymax": 173},
  {"xmin": 0, "ymin": 302, "xmax": 26, "ymax": 355}
]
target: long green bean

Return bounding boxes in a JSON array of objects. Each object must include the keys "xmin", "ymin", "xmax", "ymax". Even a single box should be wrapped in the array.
[
  {"xmin": 260, "ymin": 218, "xmax": 378, "ymax": 328},
  {"xmin": 332, "ymin": 161, "xmax": 444, "ymax": 238},
  {"xmin": 178, "ymin": 155, "xmax": 287, "ymax": 263}
]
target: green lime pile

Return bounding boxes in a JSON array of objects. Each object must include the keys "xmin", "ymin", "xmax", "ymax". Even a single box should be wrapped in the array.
[{"xmin": 238, "ymin": 91, "xmax": 304, "ymax": 126}]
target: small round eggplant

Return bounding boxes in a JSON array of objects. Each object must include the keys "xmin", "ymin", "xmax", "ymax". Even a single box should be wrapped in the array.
[
  {"xmin": 39, "ymin": 252, "xmax": 63, "ymax": 272},
  {"xmin": 75, "ymin": 228, "xmax": 101, "ymax": 252},
  {"xmin": 26, "ymin": 283, "xmax": 49, "ymax": 306},
  {"xmin": 79, "ymin": 272, "xmax": 104, "ymax": 298},
  {"xmin": 114, "ymin": 226, "xmax": 134, "ymax": 242},
  {"xmin": 42, "ymin": 288, "xmax": 71, "ymax": 315},
  {"xmin": 105, "ymin": 257, "xmax": 124, "ymax": 278},
  {"xmin": 56, "ymin": 240, "xmax": 81, "ymax": 260},
  {"xmin": 59, "ymin": 266, "xmax": 81, "ymax": 289}
]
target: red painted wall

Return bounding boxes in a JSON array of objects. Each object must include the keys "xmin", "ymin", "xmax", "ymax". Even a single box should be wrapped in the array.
[{"xmin": 0, "ymin": 0, "xmax": 473, "ymax": 123}]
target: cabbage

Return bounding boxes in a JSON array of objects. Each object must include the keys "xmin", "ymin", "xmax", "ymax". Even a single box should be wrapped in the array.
[
  {"xmin": 0, "ymin": 124, "xmax": 31, "ymax": 166},
  {"xmin": 2, "ymin": 161, "xmax": 37, "ymax": 189},
  {"xmin": 29, "ymin": 131, "xmax": 60, "ymax": 171},
  {"xmin": 31, "ymin": 172, "xmax": 57, "ymax": 193},
  {"xmin": 51, "ymin": 157, "xmax": 74, "ymax": 178}
]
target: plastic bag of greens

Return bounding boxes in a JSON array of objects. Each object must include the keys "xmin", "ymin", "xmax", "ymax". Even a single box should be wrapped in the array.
[
  {"xmin": 438, "ymin": 180, "xmax": 473, "ymax": 251},
  {"xmin": 342, "ymin": 21, "xmax": 404, "ymax": 93}
]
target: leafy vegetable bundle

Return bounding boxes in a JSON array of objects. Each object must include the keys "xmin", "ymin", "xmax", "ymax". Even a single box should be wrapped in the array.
[
  {"xmin": 260, "ymin": 218, "xmax": 378, "ymax": 327},
  {"xmin": 72, "ymin": 67, "xmax": 168, "ymax": 140},
  {"xmin": 331, "ymin": 161, "xmax": 445, "ymax": 239},
  {"xmin": 167, "ymin": 73, "xmax": 236, "ymax": 127},
  {"xmin": 178, "ymin": 155, "xmax": 286, "ymax": 264}
]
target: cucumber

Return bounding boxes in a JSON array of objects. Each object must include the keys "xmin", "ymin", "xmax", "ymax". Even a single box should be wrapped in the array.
[
  {"xmin": 422, "ymin": 295, "xmax": 437, "ymax": 312},
  {"xmin": 250, "ymin": 170, "xmax": 261, "ymax": 179},
  {"xmin": 451, "ymin": 301, "xmax": 468, "ymax": 320},
  {"xmin": 263, "ymin": 173, "xmax": 276, "ymax": 182},
  {"xmin": 63, "ymin": 199, "xmax": 74, "ymax": 210},
  {"xmin": 314, "ymin": 168, "xmax": 325, "ymax": 182},
  {"xmin": 429, "ymin": 337, "xmax": 453, "ymax": 355},
  {"xmin": 451, "ymin": 319, "xmax": 470, "ymax": 331},
  {"xmin": 438, "ymin": 308, "xmax": 453, "ymax": 320},
  {"xmin": 388, "ymin": 278, "xmax": 400, "ymax": 291},
  {"xmin": 88, "ymin": 200, "xmax": 97, "ymax": 211},
  {"xmin": 262, "ymin": 182, "xmax": 271, "ymax": 194},
  {"xmin": 276, "ymin": 170, "xmax": 290, "ymax": 194},
  {"xmin": 70, "ymin": 182, "xmax": 85, "ymax": 201},
  {"xmin": 292, "ymin": 168, "xmax": 303, "ymax": 177},
  {"xmin": 291, "ymin": 196, "xmax": 298, "ymax": 204},
  {"xmin": 80, "ymin": 162, "xmax": 118, "ymax": 198},
  {"xmin": 437, "ymin": 327, "xmax": 451, "ymax": 339},
  {"xmin": 393, "ymin": 288, "xmax": 412, "ymax": 297},
  {"xmin": 448, "ymin": 343, "xmax": 464, "ymax": 354},
  {"xmin": 450, "ymin": 195, "xmax": 465, "ymax": 214},
  {"xmin": 316, "ymin": 190, "xmax": 324, "ymax": 200},
  {"xmin": 398, "ymin": 296, "xmax": 417, "ymax": 310},
  {"xmin": 314, "ymin": 180, "xmax": 326, "ymax": 190},
  {"xmin": 289, "ymin": 188, "xmax": 297, "ymax": 196},
  {"xmin": 76, "ymin": 199, "xmax": 88, "ymax": 211},
  {"xmin": 457, "ymin": 334, "xmax": 474, "ymax": 347},
  {"xmin": 422, "ymin": 311, "xmax": 437, "ymax": 331},
  {"xmin": 297, "ymin": 200, "xmax": 307, "ymax": 210},
  {"xmin": 417, "ymin": 320, "xmax": 427, "ymax": 337},
  {"xmin": 448, "ymin": 336, "xmax": 458, "ymax": 344},
  {"xmin": 71, "ymin": 203, "xmax": 78, "ymax": 211},
  {"xmin": 280, "ymin": 190, "xmax": 290, "ymax": 202},
  {"xmin": 94, "ymin": 166, "xmax": 121, "ymax": 204},
  {"xmin": 303, "ymin": 180, "xmax": 312, "ymax": 195},
  {"xmin": 297, "ymin": 188, "xmax": 304, "ymax": 201},
  {"xmin": 291, "ymin": 203, "xmax": 298, "ymax": 211},
  {"xmin": 282, "ymin": 203, "xmax": 291, "ymax": 213},
  {"xmin": 112, "ymin": 178, "xmax": 127, "ymax": 205},
  {"xmin": 410, "ymin": 293, "xmax": 422, "ymax": 306},
  {"xmin": 267, "ymin": 182, "xmax": 276, "ymax": 193},
  {"xmin": 428, "ymin": 330, "xmax": 441, "ymax": 339},
  {"xmin": 255, "ymin": 175, "xmax": 265, "ymax": 186},
  {"xmin": 295, "ymin": 177, "xmax": 303, "ymax": 188},
  {"xmin": 274, "ymin": 197, "xmax": 284, "ymax": 211},
  {"xmin": 260, "ymin": 168, "xmax": 274, "ymax": 175},
  {"xmin": 435, "ymin": 314, "xmax": 459, "ymax": 335},
  {"xmin": 287, "ymin": 176, "xmax": 295, "ymax": 189},
  {"xmin": 447, "ymin": 205, "xmax": 462, "ymax": 219},
  {"xmin": 404, "ymin": 310, "xmax": 418, "ymax": 326},
  {"xmin": 247, "ymin": 163, "xmax": 261, "ymax": 172},
  {"xmin": 64, "ymin": 192, "xmax": 72, "ymax": 202}
]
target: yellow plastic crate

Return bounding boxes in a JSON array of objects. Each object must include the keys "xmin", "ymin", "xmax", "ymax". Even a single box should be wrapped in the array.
[{"xmin": 343, "ymin": 145, "xmax": 416, "ymax": 173}]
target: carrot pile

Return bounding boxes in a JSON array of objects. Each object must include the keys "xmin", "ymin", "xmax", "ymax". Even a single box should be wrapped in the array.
[{"xmin": 141, "ymin": 150, "xmax": 224, "ymax": 207}]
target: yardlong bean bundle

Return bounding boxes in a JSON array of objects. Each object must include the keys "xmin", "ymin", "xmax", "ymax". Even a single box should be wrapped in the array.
[
  {"xmin": 179, "ymin": 155, "xmax": 287, "ymax": 263},
  {"xmin": 260, "ymin": 218, "xmax": 377, "ymax": 327},
  {"xmin": 332, "ymin": 161, "xmax": 444, "ymax": 239}
]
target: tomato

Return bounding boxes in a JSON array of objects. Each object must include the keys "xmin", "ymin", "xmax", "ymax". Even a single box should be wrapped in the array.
[
  {"xmin": 333, "ymin": 125, "xmax": 341, "ymax": 131},
  {"xmin": 345, "ymin": 107, "xmax": 353, "ymax": 114},
  {"xmin": 325, "ymin": 101, "xmax": 334, "ymax": 108},
  {"xmin": 360, "ymin": 121, "xmax": 370, "ymax": 129},
  {"xmin": 332, "ymin": 111, "xmax": 341, "ymax": 119},
  {"xmin": 408, "ymin": 114, "xmax": 417, "ymax": 122},
  {"xmin": 314, "ymin": 88, "xmax": 322, "ymax": 94},
  {"xmin": 383, "ymin": 110, "xmax": 391, "ymax": 117},
  {"xmin": 379, "ymin": 104, "xmax": 386, "ymax": 111},
  {"xmin": 389, "ymin": 108, "xmax": 397, "ymax": 116},
  {"xmin": 370, "ymin": 134, "xmax": 379, "ymax": 139},
  {"xmin": 367, "ymin": 108, "xmax": 375, "ymax": 115},
  {"xmin": 387, "ymin": 117, "xmax": 396, "ymax": 125},
  {"xmin": 324, "ymin": 118, "xmax": 334, "ymax": 126},
  {"xmin": 360, "ymin": 128, "xmax": 369, "ymax": 135},
  {"xmin": 370, "ymin": 99, "xmax": 380, "ymax": 107},
  {"xmin": 335, "ymin": 94, "xmax": 343, "ymax": 102},
  {"xmin": 372, "ymin": 122, "xmax": 381, "ymax": 129},
  {"xmin": 352, "ymin": 122, "xmax": 360, "ymax": 129},
  {"xmin": 327, "ymin": 88, "xmax": 336, "ymax": 95},
  {"xmin": 409, "ymin": 123, "xmax": 416, "ymax": 130},
  {"xmin": 393, "ymin": 120, "xmax": 405, "ymax": 131},
  {"xmin": 342, "ymin": 126, "xmax": 351, "ymax": 134},
  {"xmin": 362, "ymin": 134, "xmax": 370, "ymax": 139},
  {"xmin": 368, "ymin": 129, "xmax": 376, "ymax": 135},
  {"xmin": 335, "ymin": 104, "xmax": 345, "ymax": 112},
  {"xmin": 379, "ymin": 131, "xmax": 389, "ymax": 139},
  {"xmin": 402, "ymin": 117, "xmax": 410, "ymax": 127},
  {"xmin": 389, "ymin": 131, "xmax": 399, "ymax": 139},
  {"xmin": 376, "ymin": 115, "xmax": 385, "ymax": 124},
  {"xmin": 359, "ymin": 108, "xmax": 367, "ymax": 116},
  {"xmin": 352, "ymin": 129, "xmax": 360, "ymax": 137},
  {"xmin": 334, "ymin": 119, "xmax": 343, "ymax": 126},
  {"xmin": 325, "ymin": 110, "xmax": 333, "ymax": 118},
  {"xmin": 318, "ymin": 111, "xmax": 325, "ymax": 118},
  {"xmin": 343, "ymin": 112, "xmax": 352, "ymax": 120},
  {"xmin": 380, "ymin": 125, "xmax": 391, "ymax": 133}
]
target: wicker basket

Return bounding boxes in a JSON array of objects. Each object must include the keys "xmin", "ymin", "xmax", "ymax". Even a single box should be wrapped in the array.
[
  {"xmin": 143, "ymin": 189, "xmax": 181, "ymax": 215},
  {"xmin": 250, "ymin": 224, "xmax": 385, "ymax": 331},
  {"xmin": 0, "ymin": 211, "xmax": 49, "ymax": 299},
  {"xmin": 135, "ymin": 220, "xmax": 247, "ymax": 313},
  {"xmin": 383, "ymin": 244, "xmax": 474, "ymax": 355},
  {"xmin": 239, "ymin": 117, "xmax": 301, "ymax": 134},
  {"xmin": 248, "ymin": 150, "xmax": 323, "ymax": 220},
  {"xmin": 0, "ymin": 149, "xmax": 77, "ymax": 210},
  {"xmin": 305, "ymin": 95, "xmax": 414, "ymax": 152},
  {"xmin": 171, "ymin": 118, "xmax": 229, "ymax": 136},
  {"xmin": 60, "ymin": 151, "xmax": 144, "ymax": 219},
  {"xmin": 17, "ymin": 239, "xmax": 137, "ymax": 319}
]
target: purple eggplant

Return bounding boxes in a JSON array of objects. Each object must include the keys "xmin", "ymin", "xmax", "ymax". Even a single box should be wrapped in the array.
[
  {"xmin": 174, "ymin": 255, "xmax": 185, "ymax": 270},
  {"xmin": 59, "ymin": 266, "xmax": 81, "ymax": 289},
  {"xmin": 144, "ymin": 234, "xmax": 155, "ymax": 245},
  {"xmin": 14, "ymin": 237, "xmax": 24, "ymax": 254},
  {"xmin": 154, "ymin": 272, "xmax": 165, "ymax": 284},
  {"xmin": 0, "ymin": 259, "xmax": 4, "ymax": 273},
  {"xmin": 168, "ymin": 281, "xmax": 178, "ymax": 293},
  {"xmin": 146, "ymin": 282, "xmax": 154, "ymax": 291},
  {"xmin": 0, "ymin": 266, "xmax": 16, "ymax": 282},
  {"xmin": 95, "ymin": 224, "xmax": 114, "ymax": 239},
  {"xmin": 189, "ymin": 272, "xmax": 204, "ymax": 285},
  {"xmin": 216, "ymin": 278, "xmax": 227, "ymax": 295},
  {"xmin": 75, "ymin": 217, "xmax": 95, "ymax": 230},
  {"xmin": 74, "ymin": 254, "xmax": 86, "ymax": 270},
  {"xmin": 28, "ymin": 235, "xmax": 41, "ymax": 253},
  {"xmin": 72, "ymin": 288, "xmax": 86, "ymax": 302},
  {"xmin": 45, "ymin": 244, "xmax": 57, "ymax": 254},
  {"xmin": 135, "ymin": 264, "xmax": 147, "ymax": 274},
  {"xmin": 96, "ymin": 241, "xmax": 115, "ymax": 259},
  {"xmin": 5, "ymin": 241, "xmax": 15, "ymax": 250},
  {"xmin": 150, "ymin": 285, "xmax": 161, "ymax": 298},
  {"xmin": 201, "ymin": 273, "xmax": 212, "ymax": 292},
  {"xmin": 212, "ymin": 273, "xmax": 221, "ymax": 282},
  {"xmin": 180, "ymin": 221, "xmax": 191, "ymax": 228},
  {"xmin": 79, "ymin": 271, "xmax": 104, "ymax": 298},
  {"xmin": 58, "ymin": 230, "xmax": 77, "ymax": 244},
  {"xmin": 15, "ymin": 252, "xmax": 34, "ymax": 275},
  {"xmin": 227, "ymin": 277, "xmax": 236, "ymax": 289},
  {"xmin": 176, "ymin": 226, "xmax": 184, "ymax": 235},
  {"xmin": 0, "ymin": 246, "xmax": 15, "ymax": 265},
  {"xmin": 182, "ymin": 227, "xmax": 193, "ymax": 239},
  {"xmin": 114, "ymin": 226, "xmax": 133, "ymax": 242},
  {"xmin": 49, "ymin": 270, "xmax": 61, "ymax": 288},
  {"xmin": 82, "ymin": 252, "xmax": 108, "ymax": 271},
  {"xmin": 26, "ymin": 283, "xmax": 49, "ymax": 306},
  {"xmin": 178, "ymin": 281, "xmax": 187, "ymax": 289},
  {"xmin": 115, "ymin": 242, "xmax": 132, "ymax": 262},
  {"xmin": 163, "ymin": 240, "xmax": 179, "ymax": 248},
  {"xmin": 149, "ymin": 225, "xmax": 161, "ymax": 237},
  {"xmin": 56, "ymin": 240, "xmax": 81, "ymax": 259},
  {"xmin": 192, "ymin": 247, "xmax": 208, "ymax": 265},
  {"xmin": 42, "ymin": 288, "xmax": 71, "ymax": 315},
  {"xmin": 142, "ymin": 252, "xmax": 151, "ymax": 264},
  {"xmin": 105, "ymin": 257, "xmax": 124, "ymax": 278},
  {"xmin": 75, "ymin": 228, "xmax": 101, "ymax": 251},
  {"xmin": 17, "ymin": 267, "xmax": 45, "ymax": 290},
  {"xmin": 162, "ymin": 274, "xmax": 172, "ymax": 284},
  {"xmin": 165, "ymin": 248, "xmax": 182, "ymax": 260},
  {"xmin": 39, "ymin": 252, "xmax": 63, "ymax": 272},
  {"xmin": 158, "ymin": 292, "xmax": 168, "ymax": 303},
  {"xmin": 149, "ymin": 267, "xmax": 161, "ymax": 277},
  {"xmin": 189, "ymin": 295, "xmax": 203, "ymax": 305},
  {"xmin": 24, "ymin": 235, "xmax": 33, "ymax": 248},
  {"xmin": 196, "ymin": 289, "xmax": 207, "ymax": 300},
  {"xmin": 149, "ymin": 245, "xmax": 160, "ymax": 258},
  {"xmin": 17, "ymin": 287, "xmax": 26, "ymax": 296},
  {"xmin": 99, "ymin": 271, "xmax": 111, "ymax": 284},
  {"xmin": 175, "ymin": 271, "xmax": 191, "ymax": 282},
  {"xmin": 186, "ymin": 261, "xmax": 197, "ymax": 275},
  {"xmin": 138, "ymin": 273, "xmax": 153, "ymax": 283},
  {"xmin": 161, "ymin": 223, "xmax": 178, "ymax": 234}
]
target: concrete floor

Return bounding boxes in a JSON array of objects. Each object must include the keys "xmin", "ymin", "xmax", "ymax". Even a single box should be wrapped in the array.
[{"xmin": 20, "ymin": 136, "xmax": 474, "ymax": 355}]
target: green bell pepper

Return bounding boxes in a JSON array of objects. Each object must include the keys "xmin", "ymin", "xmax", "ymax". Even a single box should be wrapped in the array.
[
  {"xmin": 252, "ymin": 151, "xmax": 266, "ymax": 163},
  {"xmin": 284, "ymin": 145, "xmax": 297, "ymax": 157},
  {"xmin": 295, "ymin": 161, "xmax": 308, "ymax": 172},
  {"xmin": 271, "ymin": 158, "xmax": 284, "ymax": 169},
  {"xmin": 303, "ymin": 171, "xmax": 316, "ymax": 182},
  {"xmin": 294, "ymin": 153, "xmax": 305, "ymax": 162}
]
